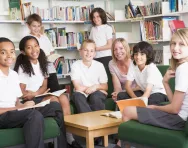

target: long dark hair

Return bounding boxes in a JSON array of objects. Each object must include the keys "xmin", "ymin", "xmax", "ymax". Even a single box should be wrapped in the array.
[{"xmin": 14, "ymin": 36, "xmax": 48, "ymax": 77}]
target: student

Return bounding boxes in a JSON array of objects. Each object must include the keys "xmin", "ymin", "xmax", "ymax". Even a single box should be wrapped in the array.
[
  {"xmin": 0, "ymin": 37, "xmax": 67, "ymax": 148},
  {"xmin": 109, "ymin": 38, "xmax": 138, "ymax": 101},
  {"xmin": 71, "ymin": 39, "xmax": 108, "ymax": 113},
  {"xmin": 14, "ymin": 36, "xmax": 82, "ymax": 148},
  {"xmin": 89, "ymin": 7, "xmax": 113, "ymax": 68},
  {"xmin": 27, "ymin": 13, "xmax": 54, "ymax": 56},
  {"xmin": 117, "ymin": 41, "xmax": 168, "ymax": 105},
  {"xmin": 115, "ymin": 28, "xmax": 188, "ymax": 148}
]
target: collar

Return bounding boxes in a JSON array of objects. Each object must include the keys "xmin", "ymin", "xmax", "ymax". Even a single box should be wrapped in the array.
[{"xmin": 0, "ymin": 69, "xmax": 10, "ymax": 77}]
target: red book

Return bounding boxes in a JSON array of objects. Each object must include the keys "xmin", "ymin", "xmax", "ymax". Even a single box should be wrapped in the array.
[{"xmin": 168, "ymin": 20, "xmax": 185, "ymax": 33}]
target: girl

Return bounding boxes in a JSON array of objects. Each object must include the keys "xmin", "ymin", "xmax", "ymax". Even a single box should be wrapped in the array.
[
  {"xmin": 109, "ymin": 38, "xmax": 137, "ymax": 101},
  {"xmin": 117, "ymin": 41, "xmax": 168, "ymax": 105},
  {"xmin": 14, "ymin": 36, "xmax": 82, "ymax": 148},
  {"xmin": 89, "ymin": 7, "xmax": 113, "ymax": 68},
  {"xmin": 115, "ymin": 28, "xmax": 188, "ymax": 148}
]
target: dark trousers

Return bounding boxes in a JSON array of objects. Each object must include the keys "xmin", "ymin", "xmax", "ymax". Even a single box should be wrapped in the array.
[
  {"xmin": 117, "ymin": 91, "xmax": 168, "ymax": 105},
  {"xmin": 95, "ymin": 56, "xmax": 112, "ymax": 69},
  {"xmin": 72, "ymin": 91, "xmax": 106, "ymax": 113},
  {"xmin": 0, "ymin": 102, "xmax": 67, "ymax": 148}
]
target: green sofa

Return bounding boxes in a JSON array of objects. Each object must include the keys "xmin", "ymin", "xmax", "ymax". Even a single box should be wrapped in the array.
[
  {"xmin": 0, "ymin": 118, "xmax": 60, "ymax": 148},
  {"xmin": 118, "ymin": 65, "xmax": 188, "ymax": 148}
]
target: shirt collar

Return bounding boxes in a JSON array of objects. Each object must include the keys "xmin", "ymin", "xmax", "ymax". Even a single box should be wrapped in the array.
[{"xmin": 0, "ymin": 69, "xmax": 10, "ymax": 77}]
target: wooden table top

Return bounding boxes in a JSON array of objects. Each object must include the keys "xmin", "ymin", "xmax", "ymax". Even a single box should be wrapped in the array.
[{"xmin": 64, "ymin": 110, "xmax": 123, "ymax": 130}]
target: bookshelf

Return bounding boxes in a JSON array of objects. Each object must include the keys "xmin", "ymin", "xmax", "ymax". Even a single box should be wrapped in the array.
[{"xmin": 0, "ymin": 0, "xmax": 188, "ymax": 66}]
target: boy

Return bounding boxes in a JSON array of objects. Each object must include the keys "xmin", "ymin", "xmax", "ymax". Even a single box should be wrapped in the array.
[
  {"xmin": 71, "ymin": 39, "xmax": 108, "ymax": 113},
  {"xmin": 0, "ymin": 37, "xmax": 67, "ymax": 148},
  {"xmin": 26, "ymin": 14, "xmax": 82, "ymax": 148}
]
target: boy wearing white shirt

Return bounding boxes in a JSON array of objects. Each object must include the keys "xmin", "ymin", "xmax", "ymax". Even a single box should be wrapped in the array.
[{"xmin": 71, "ymin": 39, "xmax": 108, "ymax": 113}]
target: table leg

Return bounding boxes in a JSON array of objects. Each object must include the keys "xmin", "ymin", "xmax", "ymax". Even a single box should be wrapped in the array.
[
  {"xmin": 86, "ymin": 131, "xmax": 94, "ymax": 148},
  {"xmin": 102, "ymin": 135, "xmax": 108, "ymax": 147}
]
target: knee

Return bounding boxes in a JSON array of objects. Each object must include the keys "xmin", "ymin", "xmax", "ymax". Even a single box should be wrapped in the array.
[
  {"xmin": 122, "ymin": 107, "xmax": 135, "ymax": 121},
  {"xmin": 72, "ymin": 92, "xmax": 85, "ymax": 101},
  {"xmin": 32, "ymin": 110, "xmax": 43, "ymax": 122},
  {"xmin": 59, "ymin": 95, "xmax": 70, "ymax": 106}
]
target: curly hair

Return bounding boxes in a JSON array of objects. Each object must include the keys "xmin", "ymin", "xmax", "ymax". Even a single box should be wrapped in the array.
[
  {"xmin": 14, "ymin": 36, "xmax": 48, "ymax": 77},
  {"xmin": 90, "ymin": 7, "xmax": 107, "ymax": 26},
  {"xmin": 132, "ymin": 41, "xmax": 154, "ymax": 65}
]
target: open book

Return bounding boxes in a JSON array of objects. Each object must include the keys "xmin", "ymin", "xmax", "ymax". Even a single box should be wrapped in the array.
[
  {"xmin": 18, "ymin": 99, "xmax": 51, "ymax": 111},
  {"xmin": 116, "ymin": 97, "xmax": 148, "ymax": 112},
  {"xmin": 101, "ymin": 111, "xmax": 122, "ymax": 119},
  {"xmin": 35, "ymin": 89, "xmax": 67, "ymax": 98}
]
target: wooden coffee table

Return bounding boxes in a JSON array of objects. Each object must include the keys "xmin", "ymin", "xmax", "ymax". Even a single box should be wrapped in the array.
[{"xmin": 64, "ymin": 110, "xmax": 122, "ymax": 148}]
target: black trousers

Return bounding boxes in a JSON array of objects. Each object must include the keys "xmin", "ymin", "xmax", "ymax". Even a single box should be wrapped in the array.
[
  {"xmin": 72, "ymin": 91, "xmax": 106, "ymax": 113},
  {"xmin": 0, "ymin": 102, "xmax": 67, "ymax": 148},
  {"xmin": 117, "ymin": 90, "xmax": 168, "ymax": 105},
  {"xmin": 95, "ymin": 56, "xmax": 112, "ymax": 69}
]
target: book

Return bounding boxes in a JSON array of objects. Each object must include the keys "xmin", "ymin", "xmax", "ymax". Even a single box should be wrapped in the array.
[
  {"xmin": 101, "ymin": 111, "xmax": 122, "ymax": 119},
  {"xmin": 35, "ymin": 89, "xmax": 67, "ymax": 98},
  {"xmin": 47, "ymin": 53, "xmax": 63, "ymax": 63},
  {"xmin": 168, "ymin": 20, "xmax": 185, "ymax": 33},
  {"xmin": 8, "ymin": 0, "xmax": 22, "ymax": 20},
  {"xmin": 116, "ymin": 97, "xmax": 148, "ymax": 112},
  {"xmin": 18, "ymin": 99, "xmax": 50, "ymax": 111}
]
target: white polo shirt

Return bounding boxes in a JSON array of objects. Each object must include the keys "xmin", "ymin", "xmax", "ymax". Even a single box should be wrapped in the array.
[
  {"xmin": 89, "ymin": 24, "xmax": 112, "ymax": 58},
  {"xmin": 18, "ymin": 61, "xmax": 45, "ymax": 92},
  {"xmin": 127, "ymin": 62, "xmax": 166, "ymax": 95},
  {"xmin": 0, "ymin": 69, "xmax": 22, "ymax": 108},
  {"xmin": 176, "ymin": 62, "xmax": 188, "ymax": 120},
  {"xmin": 71, "ymin": 60, "xmax": 108, "ymax": 87},
  {"xmin": 29, "ymin": 34, "xmax": 54, "ymax": 56}
]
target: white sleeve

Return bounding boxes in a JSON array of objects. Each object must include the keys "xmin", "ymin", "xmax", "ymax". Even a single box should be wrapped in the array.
[
  {"xmin": 89, "ymin": 27, "xmax": 93, "ymax": 40},
  {"xmin": 147, "ymin": 64, "xmax": 162, "ymax": 85},
  {"xmin": 105, "ymin": 26, "xmax": 113, "ymax": 40},
  {"xmin": 70, "ymin": 63, "xmax": 80, "ymax": 81},
  {"xmin": 17, "ymin": 67, "xmax": 29, "ymax": 85},
  {"xmin": 45, "ymin": 36, "xmax": 54, "ymax": 52},
  {"xmin": 175, "ymin": 64, "xmax": 188, "ymax": 92},
  {"xmin": 99, "ymin": 64, "xmax": 108, "ymax": 83},
  {"xmin": 15, "ymin": 73, "xmax": 23, "ymax": 97},
  {"xmin": 127, "ymin": 63, "xmax": 135, "ymax": 81}
]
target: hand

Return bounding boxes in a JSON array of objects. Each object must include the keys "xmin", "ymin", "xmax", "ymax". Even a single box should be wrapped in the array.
[
  {"xmin": 147, "ymin": 105, "xmax": 157, "ymax": 109},
  {"xmin": 85, "ymin": 85, "xmax": 97, "ymax": 94},
  {"xmin": 163, "ymin": 69, "xmax": 175, "ymax": 83},
  {"xmin": 23, "ymin": 90, "xmax": 36, "ymax": 100},
  {"xmin": 111, "ymin": 92, "xmax": 118, "ymax": 101}
]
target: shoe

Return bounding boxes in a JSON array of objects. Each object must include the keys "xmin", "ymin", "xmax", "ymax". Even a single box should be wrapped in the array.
[
  {"xmin": 94, "ymin": 137, "xmax": 102, "ymax": 145},
  {"xmin": 113, "ymin": 144, "xmax": 121, "ymax": 148},
  {"xmin": 68, "ymin": 140, "xmax": 83, "ymax": 148}
]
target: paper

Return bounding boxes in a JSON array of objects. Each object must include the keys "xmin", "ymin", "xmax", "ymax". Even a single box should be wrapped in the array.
[
  {"xmin": 101, "ymin": 111, "xmax": 122, "ymax": 119},
  {"xmin": 18, "ymin": 99, "xmax": 51, "ymax": 111},
  {"xmin": 35, "ymin": 89, "xmax": 67, "ymax": 98},
  {"xmin": 116, "ymin": 97, "xmax": 148, "ymax": 112}
]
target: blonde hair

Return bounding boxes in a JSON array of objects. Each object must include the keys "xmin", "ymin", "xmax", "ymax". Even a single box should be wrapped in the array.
[
  {"xmin": 80, "ymin": 39, "xmax": 96, "ymax": 50},
  {"xmin": 111, "ymin": 38, "xmax": 131, "ymax": 63},
  {"xmin": 170, "ymin": 29, "xmax": 188, "ymax": 70}
]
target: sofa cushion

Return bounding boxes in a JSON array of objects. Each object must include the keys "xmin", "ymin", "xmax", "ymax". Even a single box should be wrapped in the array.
[
  {"xmin": 0, "ymin": 117, "xmax": 60, "ymax": 147},
  {"xmin": 118, "ymin": 120, "xmax": 187, "ymax": 148}
]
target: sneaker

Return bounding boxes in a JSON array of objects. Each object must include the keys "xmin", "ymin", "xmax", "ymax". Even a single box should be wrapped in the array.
[{"xmin": 68, "ymin": 140, "xmax": 83, "ymax": 148}]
